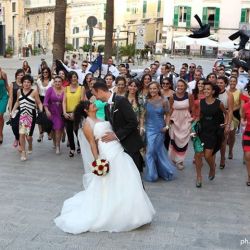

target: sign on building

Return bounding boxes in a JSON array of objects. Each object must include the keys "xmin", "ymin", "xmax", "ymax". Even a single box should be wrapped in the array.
[{"xmin": 136, "ymin": 26, "xmax": 145, "ymax": 50}]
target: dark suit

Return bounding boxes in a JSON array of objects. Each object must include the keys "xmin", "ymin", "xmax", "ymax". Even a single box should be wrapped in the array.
[{"xmin": 105, "ymin": 94, "xmax": 144, "ymax": 172}]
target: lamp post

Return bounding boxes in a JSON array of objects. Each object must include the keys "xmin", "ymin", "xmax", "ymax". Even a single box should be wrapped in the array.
[
  {"xmin": 116, "ymin": 25, "xmax": 120, "ymax": 64},
  {"xmin": 12, "ymin": 14, "xmax": 18, "ymax": 54}
]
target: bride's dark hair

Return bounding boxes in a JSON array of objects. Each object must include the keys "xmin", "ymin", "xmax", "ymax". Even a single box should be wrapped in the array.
[{"xmin": 74, "ymin": 100, "xmax": 91, "ymax": 129}]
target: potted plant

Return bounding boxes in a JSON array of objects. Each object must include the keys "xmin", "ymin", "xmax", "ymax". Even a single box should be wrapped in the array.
[{"xmin": 4, "ymin": 46, "xmax": 13, "ymax": 58}]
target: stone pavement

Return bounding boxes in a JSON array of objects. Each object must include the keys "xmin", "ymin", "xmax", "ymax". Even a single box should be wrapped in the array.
[
  {"xmin": 0, "ymin": 55, "xmax": 250, "ymax": 250},
  {"xmin": 0, "ymin": 122, "xmax": 250, "ymax": 250}
]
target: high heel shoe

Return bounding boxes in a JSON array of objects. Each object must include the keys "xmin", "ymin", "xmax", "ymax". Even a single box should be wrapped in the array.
[
  {"xmin": 196, "ymin": 178, "xmax": 202, "ymax": 188},
  {"xmin": 56, "ymin": 146, "xmax": 60, "ymax": 155},
  {"xmin": 20, "ymin": 151, "xmax": 27, "ymax": 161},
  {"xmin": 37, "ymin": 133, "xmax": 44, "ymax": 142},
  {"xmin": 246, "ymin": 176, "xmax": 250, "ymax": 186},
  {"xmin": 69, "ymin": 150, "xmax": 75, "ymax": 158}
]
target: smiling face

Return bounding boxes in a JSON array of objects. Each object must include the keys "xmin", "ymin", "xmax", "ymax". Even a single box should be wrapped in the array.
[
  {"xmin": 58, "ymin": 70, "xmax": 65, "ymax": 80},
  {"xmin": 229, "ymin": 77, "xmax": 237, "ymax": 90},
  {"xmin": 128, "ymin": 82, "xmax": 138, "ymax": 95},
  {"xmin": 116, "ymin": 80, "xmax": 126, "ymax": 93},
  {"xmin": 22, "ymin": 79, "xmax": 32, "ymax": 90},
  {"xmin": 161, "ymin": 79, "xmax": 171, "ymax": 90},
  {"xmin": 176, "ymin": 81, "xmax": 186, "ymax": 94},
  {"xmin": 16, "ymin": 72, "xmax": 24, "ymax": 82},
  {"xmin": 217, "ymin": 78, "xmax": 226, "ymax": 91},
  {"xmin": 143, "ymin": 75, "xmax": 151, "ymax": 87},
  {"xmin": 105, "ymin": 76, "xmax": 113, "ymax": 89},
  {"xmin": 148, "ymin": 83, "xmax": 160, "ymax": 98},
  {"xmin": 204, "ymin": 84, "xmax": 214, "ymax": 98},
  {"xmin": 54, "ymin": 77, "xmax": 63, "ymax": 89},
  {"xmin": 197, "ymin": 80, "xmax": 205, "ymax": 92}
]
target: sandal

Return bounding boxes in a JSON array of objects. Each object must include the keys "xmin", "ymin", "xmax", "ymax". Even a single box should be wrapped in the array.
[
  {"xmin": 37, "ymin": 133, "xmax": 44, "ymax": 142},
  {"xmin": 69, "ymin": 150, "xmax": 75, "ymax": 158},
  {"xmin": 228, "ymin": 153, "xmax": 233, "ymax": 160},
  {"xmin": 77, "ymin": 147, "xmax": 81, "ymax": 154},
  {"xmin": 20, "ymin": 151, "xmax": 27, "ymax": 161},
  {"xmin": 196, "ymin": 177, "xmax": 202, "ymax": 188},
  {"xmin": 220, "ymin": 164, "xmax": 225, "ymax": 169},
  {"xmin": 247, "ymin": 177, "xmax": 250, "ymax": 186}
]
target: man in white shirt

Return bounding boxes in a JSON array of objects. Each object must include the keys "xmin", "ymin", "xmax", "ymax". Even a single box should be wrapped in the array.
[
  {"xmin": 157, "ymin": 64, "xmax": 175, "ymax": 85},
  {"xmin": 60, "ymin": 60, "xmax": 90, "ymax": 85},
  {"xmin": 187, "ymin": 69, "xmax": 202, "ymax": 93},
  {"xmin": 101, "ymin": 58, "xmax": 119, "ymax": 78}
]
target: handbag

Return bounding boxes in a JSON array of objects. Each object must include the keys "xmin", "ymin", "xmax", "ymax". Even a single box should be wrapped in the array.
[{"xmin": 37, "ymin": 111, "xmax": 53, "ymax": 133}]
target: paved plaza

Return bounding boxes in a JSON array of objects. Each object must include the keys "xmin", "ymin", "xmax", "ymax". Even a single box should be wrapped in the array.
[{"xmin": 0, "ymin": 56, "xmax": 250, "ymax": 250}]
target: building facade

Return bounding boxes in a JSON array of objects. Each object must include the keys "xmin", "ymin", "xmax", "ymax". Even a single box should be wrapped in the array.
[
  {"xmin": 0, "ymin": 0, "xmax": 25, "ymax": 55},
  {"xmin": 163, "ymin": 0, "xmax": 250, "ymax": 50}
]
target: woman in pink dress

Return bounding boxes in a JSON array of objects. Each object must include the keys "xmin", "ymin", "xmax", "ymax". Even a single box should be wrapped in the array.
[
  {"xmin": 169, "ymin": 79, "xmax": 193, "ymax": 170},
  {"xmin": 44, "ymin": 76, "xmax": 64, "ymax": 154}
]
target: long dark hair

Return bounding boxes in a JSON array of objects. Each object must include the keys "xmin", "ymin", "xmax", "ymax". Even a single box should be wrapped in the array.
[
  {"xmin": 245, "ymin": 80, "xmax": 250, "ymax": 95},
  {"xmin": 74, "ymin": 100, "xmax": 91, "ymax": 129},
  {"xmin": 192, "ymin": 78, "xmax": 205, "ymax": 100},
  {"xmin": 125, "ymin": 79, "xmax": 140, "ymax": 105},
  {"xmin": 41, "ymin": 67, "xmax": 52, "ymax": 81},
  {"xmin": 83, "ymin": 73, "xmax": 93, "ymax": 89},
  {"xmin": 139, "ymin": 73, "xmax": 152, "ymax": 92}
]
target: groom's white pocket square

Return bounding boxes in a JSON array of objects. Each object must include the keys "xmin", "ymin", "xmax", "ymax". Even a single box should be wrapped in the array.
[{"xmin": 113, "ymin": 109, "xmax": 119, "ymax": 113}]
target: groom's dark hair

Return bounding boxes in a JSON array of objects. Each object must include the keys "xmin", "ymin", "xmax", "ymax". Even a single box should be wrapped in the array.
[{"xmin": 93, "ymin": 79, "xmax": 109, "ymax": 92}]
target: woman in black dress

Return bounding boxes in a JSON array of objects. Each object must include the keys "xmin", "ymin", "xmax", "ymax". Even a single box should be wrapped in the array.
[{"xmin": 195, "ymin": 82, "xmax": 228, "ymax": 188}]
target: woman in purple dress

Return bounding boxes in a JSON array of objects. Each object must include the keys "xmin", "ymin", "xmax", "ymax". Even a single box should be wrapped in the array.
[{"xmin": 44, "ymin": 76, "xmax": 64, "ymax": 154}]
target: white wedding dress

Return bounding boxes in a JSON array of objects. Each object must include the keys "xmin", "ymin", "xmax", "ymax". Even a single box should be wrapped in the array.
[{"xmin": 54, "ymin": 119, "xmax": 155, "ymax": 234}]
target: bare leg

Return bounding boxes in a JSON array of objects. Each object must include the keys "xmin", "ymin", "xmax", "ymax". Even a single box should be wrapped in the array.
[
  {"xmin": 55, "ymin": 130, "xmax": 62, "ymax": 154},
  {"xmin": 26, "ymin": 136, "xmax": 33, "ymax": 153},
  {"xmin": 244, "ymin": 152, "xmax": 250, "ymax": 185},
  {"xmin": 0, "ymin": 115, "xmax": 4, "ymax": 141},
  {"xmin": 220, "ymin": 133, "xmax": 228, "ymax": 167},
  {"xmin": 19, "ymin": 134, "xmax": 27, "ymax": 160},
  {"xmin": 195, "ymin": 152, "xmax": 203, "ymax": 186},
  {"xmin": 204, "ymin": 149, "xmax": 216, "ymax": 179},
  {"xmin": 228, "ymin": 129, "xmax": 236, "ymax": 159}
]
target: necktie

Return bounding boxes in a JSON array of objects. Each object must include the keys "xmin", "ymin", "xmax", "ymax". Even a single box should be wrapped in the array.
[{"xmin": 107, "ymin": 65, "xmax": 110, "ymax": 74}]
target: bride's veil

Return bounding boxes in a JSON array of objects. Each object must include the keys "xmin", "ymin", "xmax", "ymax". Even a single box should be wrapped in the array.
[{"xmin": 78, "ymin": 117, "xmax": 95, "ymax": 188}]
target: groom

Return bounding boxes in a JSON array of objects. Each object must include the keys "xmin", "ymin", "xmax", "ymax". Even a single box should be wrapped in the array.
[{"xmin": 92, "ymin": 79, "xmax": 144, "ymax": 172}]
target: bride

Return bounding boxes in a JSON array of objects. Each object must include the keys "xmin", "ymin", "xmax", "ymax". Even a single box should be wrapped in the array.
[{"xmin": 54, "ymin": 101, "xmax": 155, "ymax": 234}]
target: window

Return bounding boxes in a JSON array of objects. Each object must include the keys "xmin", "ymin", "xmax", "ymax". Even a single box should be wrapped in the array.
[
  {"xmin": 143, "ymin": 0, "xmax": 147, "ymax": 18},
  {"xmin": 73, "ymin": 27, "xmax": 79, "ymax": 34},
  {"xmin": 12, "ymin": 2, "xmax": 16, "ymax": 12},
  {"xmin": 157, "ymin": 0, "xmax": 161, "ymax": 16},
  {"xmin": 173, "ymin": 6, "xmax": 191, "ymax": 28},
  {"xmin": 241, "ymin": 8, "xmax": 250, "ymax": 23},
  {"xmin": 202, "ymin": 7, "xmax": 220, "ymax": 29}
]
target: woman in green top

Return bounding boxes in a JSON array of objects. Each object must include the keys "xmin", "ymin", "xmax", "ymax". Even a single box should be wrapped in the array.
[
  {"xmin": 0, "ymin": 68, "xmax": 9, "ymax": 144},
  {"xmin": 87, "ymin": 77, "xmax": 106, "ymax": 120}
]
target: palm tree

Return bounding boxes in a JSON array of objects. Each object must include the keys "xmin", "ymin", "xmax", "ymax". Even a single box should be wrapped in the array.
[
  {"xmin": 52, "ymin": 0, "xmax": 67, "ymax": 61},
  {"xmin": 104, "ymin": 0, "xmax": 114, "ymax": 62}
]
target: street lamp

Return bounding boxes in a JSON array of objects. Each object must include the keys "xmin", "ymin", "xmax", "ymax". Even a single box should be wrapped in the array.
[
  {"xmin": 116, "ymin": 25, "xmax": 120, "ymax": 64},
  {"xmin": 12, "ymin": 14, "xmax": 18, "ymax": 54}
]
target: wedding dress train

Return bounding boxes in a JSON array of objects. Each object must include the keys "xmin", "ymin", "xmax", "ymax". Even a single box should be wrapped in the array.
[{"xmin": 54, "ymin": 119, "xmax": 155, "ymax": 234}]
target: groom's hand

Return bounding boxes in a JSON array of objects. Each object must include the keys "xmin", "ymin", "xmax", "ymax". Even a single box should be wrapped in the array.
[{"xmin": 101, "ymin": 132, "xmax": 118, "ymax": 142}]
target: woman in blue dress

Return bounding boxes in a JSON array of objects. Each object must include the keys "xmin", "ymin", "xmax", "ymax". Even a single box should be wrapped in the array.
[
  {"xmin": 140, "ymin": 81, "xmax": 176, "ymax": 182},
  {"xmin": 0, "ymin": 68, "xmax": 9, "ymax": 144}
]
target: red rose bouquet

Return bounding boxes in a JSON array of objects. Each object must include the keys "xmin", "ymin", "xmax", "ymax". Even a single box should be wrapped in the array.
[{"xmin": 92, "ymin": 159, "xmax": 110, "ymax": 176}]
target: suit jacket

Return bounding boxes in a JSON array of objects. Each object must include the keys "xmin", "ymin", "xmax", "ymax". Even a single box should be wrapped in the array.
[{"xmin": 105, "ymin": 94, "xmax": 144, "ymax": 153}]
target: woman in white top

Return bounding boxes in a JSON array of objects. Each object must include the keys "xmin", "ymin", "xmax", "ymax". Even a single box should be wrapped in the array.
[
  {"xmin": 217, "ymin": 76, "xmax": 234, "ymax": 169},
  {"xmin": 36, "ymin": 67, "xmax": 54, "ymax": 142}
]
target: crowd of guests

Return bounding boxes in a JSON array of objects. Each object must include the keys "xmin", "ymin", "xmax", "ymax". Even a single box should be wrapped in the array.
[{"xmin": 0, "ymin": 56, "xmax": 250, "ymax": 188}]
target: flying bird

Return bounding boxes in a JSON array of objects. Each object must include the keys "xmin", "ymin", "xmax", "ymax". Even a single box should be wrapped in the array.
[
  {"xmin": 188, "ymin": 14, "xmax": 210, "ymax": 39},
  {"xmin": 228, "ymin": 30, "xmax": 250, "ymax": 51}
]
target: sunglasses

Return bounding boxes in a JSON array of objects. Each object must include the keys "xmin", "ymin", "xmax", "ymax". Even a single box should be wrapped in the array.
[
  {"xmin": 189, "ymin": 66, "xmax": 195, "ymax": 68},
  {"xmin": 162, "ymin": 82, "xmax": 170, "ymax": 85},
  {"xmin": 82, "ymin": 64, "xmax": 88, "ymax": 67}
]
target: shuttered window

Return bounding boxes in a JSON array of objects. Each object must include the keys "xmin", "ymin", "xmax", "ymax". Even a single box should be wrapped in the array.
[
  {"xmin": 186, "ymin": 7, "xmax": 191, "ymax": 29},
  {"xmin": 214, "ymin": 8, "xmax": 220, "ymax": 29},
  {"xmin": 241, "ymin": 8, "xmax": 247, "ymax": 22},
  {"xmin": 143, "ymin": 0, "xmax": 147, "ymax": 18},
  {"xmin": 173, "ymin": 6, "xmax": 179, "ymax": 27}
]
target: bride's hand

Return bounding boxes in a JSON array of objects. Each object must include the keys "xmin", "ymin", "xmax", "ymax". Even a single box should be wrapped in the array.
[{"xmin": 101, "ymin": 132, "xmax": 118, "ymax": 142}]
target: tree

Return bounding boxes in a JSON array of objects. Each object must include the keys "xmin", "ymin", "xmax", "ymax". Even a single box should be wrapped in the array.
[
  {"xmin": 104, "ymin": 0, "xmax": 114, "ymax": 62},
  {"xmin": 53, "ymin": 0, "xmax": 67, "ymax": 61}
]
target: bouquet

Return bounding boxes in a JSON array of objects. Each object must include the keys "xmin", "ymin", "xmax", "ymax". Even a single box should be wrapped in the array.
[{"xmin": 92, "ymin": 159, "xmax": 110, "ymax": 176}]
